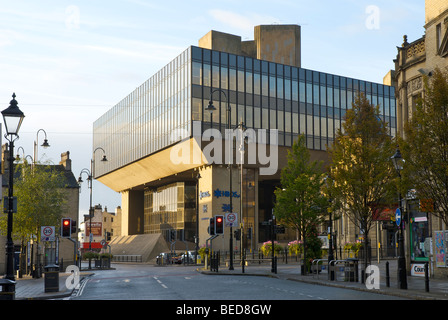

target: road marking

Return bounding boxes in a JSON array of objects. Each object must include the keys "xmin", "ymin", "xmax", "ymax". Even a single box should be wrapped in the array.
[{"xmin": 154, "ymin": 276, "xmax": 168, "ymax": 289}]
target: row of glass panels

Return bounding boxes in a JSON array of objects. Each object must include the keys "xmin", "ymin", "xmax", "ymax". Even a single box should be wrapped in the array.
[{"xmin": 93, "ymin": 46, "xmax": 397, "ymax": 178}]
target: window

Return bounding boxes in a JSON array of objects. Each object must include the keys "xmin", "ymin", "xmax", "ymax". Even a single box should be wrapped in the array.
[{"xmin": 436, "ymin": 23, "xmax": 442, "ymax": 51}]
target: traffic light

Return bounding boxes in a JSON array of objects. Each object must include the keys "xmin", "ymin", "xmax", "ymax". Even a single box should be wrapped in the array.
[
  {"xmin": 71, "ymin": 220, "xmax": 77, "ymax": 234},
  {"xmin": 61, "ymin": 218, "xmax": 71, "ymax": 238},
  {"xmin": 215, "ymin": 215, "xmax": 224, "ymax": 234},
  {"xmin": 169, "ymin": 229, "xmax": 176, "ymax": 241},
  {"xmin": 234, "ymin": 229, "xmax": 241, "ymax": 240},
  {"xmin": 208, "ymin": 218, "xmax": 215, "ymax": 235}
]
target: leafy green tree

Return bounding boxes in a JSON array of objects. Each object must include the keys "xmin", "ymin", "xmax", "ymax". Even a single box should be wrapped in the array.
[
  {"xmin": 327, "ymin": 92, "xmax": 395, "ymax": 267},
  {"xmin": 0, "ymin": 161, "xmax": 68, "ymax": 271},
  {"xmin": 274, "ymin": 134, "xmax": 328, "ymax": 271},
  {"xmin": 400, "ymin": 68, "xmax": 448, "ymax": 226}
]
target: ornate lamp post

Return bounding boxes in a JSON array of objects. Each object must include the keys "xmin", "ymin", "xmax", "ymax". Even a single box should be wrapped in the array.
[
  {"xmin": 1, "ymin": 93, "xmax": 25, "ymax": 299},
  {"xmin": 391, "ymin": 146, "xmax": 408, "ymax": 289}
]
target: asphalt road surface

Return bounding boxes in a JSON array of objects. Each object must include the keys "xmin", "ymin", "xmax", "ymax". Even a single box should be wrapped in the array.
[{"xmin": 69, "ymin": 263, "xmax": 405, "ymax": 301}]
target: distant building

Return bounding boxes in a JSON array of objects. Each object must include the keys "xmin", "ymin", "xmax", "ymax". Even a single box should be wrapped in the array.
[{"xmin": 80, "ymin": 205, "xmax": 121, "ymax": 252}]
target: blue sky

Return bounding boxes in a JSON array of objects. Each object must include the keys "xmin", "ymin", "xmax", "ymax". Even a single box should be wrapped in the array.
[{"xmin": 0, "ymin": 0, "xmax": 425, "ymax": 218}]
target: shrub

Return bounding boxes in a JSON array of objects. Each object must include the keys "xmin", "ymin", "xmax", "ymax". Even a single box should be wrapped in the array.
[
  {"xmin": 260, "ymin": 241, "xmax": 282, "ymax": 256},
  {"xmin": 287, "ymin": 240, "xmax": 303, "ymax": 255},
  {"xmin": 83, "ymin": 251, "xmax": 99, "ymax": 260}
]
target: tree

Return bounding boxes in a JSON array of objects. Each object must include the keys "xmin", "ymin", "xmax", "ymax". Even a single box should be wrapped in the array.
[
  {"xmin": 273, "ymin": 134, "xmax": 328, "ymax": 271},
  {"xmin": 400, "ymin": 68, "xmax": 448, "ymax": 226},
  {"xmin": 0, "ymin": 161, "xmax": 68, "ymax": 274},
  {"xmin": 327, "ymin": 92, "xmax": 395, "ymax": 268}
]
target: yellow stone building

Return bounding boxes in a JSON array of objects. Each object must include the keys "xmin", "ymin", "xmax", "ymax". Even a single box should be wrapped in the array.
[{"xmin": 390, "ymin": 0, "xmax": 448, "ymax": 277}]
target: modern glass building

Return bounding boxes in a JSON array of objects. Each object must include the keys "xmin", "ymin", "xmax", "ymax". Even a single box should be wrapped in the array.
[
  {"xmin": 93, "ymin": 25, "xmax": 397, "ymax": 250},
  {"xmin": 94, "ymin": 46, "xmax": 396, "ymax": 178}
]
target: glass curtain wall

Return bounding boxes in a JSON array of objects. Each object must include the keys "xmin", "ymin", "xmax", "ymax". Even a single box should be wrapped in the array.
[
  {"xmin": 93, "ymin": 47, "xmax": 192, "ymax": 178},
  {"xmin": 144, "ymin": 182, "xmax": 196, "ymax": 242},
  {"xmin": 191, "ymin": 46, "xmax": 396, "ymax": 151},
  {"xmin": 93, "ymin": 44, "xmax": 397, "ymax": 178}
]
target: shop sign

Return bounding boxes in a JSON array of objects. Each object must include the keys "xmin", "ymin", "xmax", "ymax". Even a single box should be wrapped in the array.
[
  {"xmin": 85, "ymin": 222, "xmax": 102, "ymax": 236},
  {"xmin": 410, "ymin": 263, "xmax": 426, "ymax": 277},
  {"xmin": 199, "ymin": 191, "xmax": 210, "ymax": 200},
  {"xmin": 213, "ymin": 189, "xmax": 240, "ymax": 198},
  {"xmin": 435, "ymin": 231, "xmax": 448, "ymax": 267}
]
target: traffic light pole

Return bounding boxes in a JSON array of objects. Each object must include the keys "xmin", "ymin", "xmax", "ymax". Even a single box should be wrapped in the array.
[
  {"xmin": 67, "ymin": 238, "xmax": 78, "ymax": 267},
  {"xmin": 205, "ymin": 235, "xmax": 218, "ymax": 269}
]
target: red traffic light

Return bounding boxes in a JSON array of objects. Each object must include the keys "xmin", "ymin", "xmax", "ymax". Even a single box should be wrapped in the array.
[
  {"xmin": 61, "ymin": 218, "xmax": 72, "ymax": 237},
  {"xmin": 215, "ymin": 215, "xmax": 224, "ymax": 234}
]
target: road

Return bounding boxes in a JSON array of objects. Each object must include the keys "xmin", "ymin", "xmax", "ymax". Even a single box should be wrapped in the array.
[{"xmin": 69, "ymin": 263, "xmax": 405, "ymax": 301}]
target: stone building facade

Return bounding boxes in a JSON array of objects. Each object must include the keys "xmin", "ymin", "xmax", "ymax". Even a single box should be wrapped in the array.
[{"xmin": 390, "ymin": 0, "xmax": 448, "ymax": 277}]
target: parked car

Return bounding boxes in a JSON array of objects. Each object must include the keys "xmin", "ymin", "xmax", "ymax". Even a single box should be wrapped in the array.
[
  {"xmin": 172, "ymin": 253, "xmax": 183, "ymax": 264},
  {"xmin": 181, "ymin": 251, "xmax": 196, "ymax": 264}
]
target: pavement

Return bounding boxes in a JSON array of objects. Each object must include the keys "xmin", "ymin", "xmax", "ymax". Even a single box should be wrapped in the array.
[
  {"xmin": 199, "ymin": 258, "xmax": 448, "ymax": 300},
  {"xmin": 12, "ymin": 270, "xmax": 94, "ymax": 300},
  {"xmin": 6, "ymin": 259, "xmax": 448, "ymax": 300}
]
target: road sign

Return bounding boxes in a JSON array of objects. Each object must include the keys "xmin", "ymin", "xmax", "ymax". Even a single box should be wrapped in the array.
[
  {"xmin": 225, "ymin": 212, "xmax": 238, "ymax": 227},
  {"xmin": 395, "ymin": 208, "xmax": 401, "ymax": 226},
  {"xmin": 100, "ymin": 239, "xmax": 107, "ymax": 248},
  {"xmin": 41, "ymin": 226, "xmax": 55, "ymax": 241},
  {"xmin": 274, "ymin": 225, "xmax": 285, "ymax": 234}
]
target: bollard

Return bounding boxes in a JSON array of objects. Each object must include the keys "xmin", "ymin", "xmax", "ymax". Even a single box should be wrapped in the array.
[
  {"xmin": 328, "ymin": 260, "xmax": 335, "ymax": 281},
  {"xmin": 385, "ymin": 261, "xmax": 390, "ymax": 287},
  {"xmin": 425, "ymin": 262, "xmax": 429, "ymax": 292},
  {"xmin": 271, "ymin": 256, "xmax": 277, "ymax": 274}
]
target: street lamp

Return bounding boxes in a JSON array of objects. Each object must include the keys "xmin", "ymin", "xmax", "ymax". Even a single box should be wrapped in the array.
[
  {"xmin": 34, "ymin": 129, "xmax": 50, "ymax": 164},
  {"xmin": 207, "ymin": 89, "xmax": 234, "ymax": 270},
  {"xmin": 78, "ymin": 147, "xmax": 107, "ymax": 269},
  {"xmin": 324, "ymin": 176, "xmax": 335, "ymax": 280},
  {"xmin": 391, "ymin": 146, "xmax": 407, "ymax": 289},
  {"xmin": 237, "ymin": 121, "xmax": 247, "ymax": 273},
  {"xmin": 1, "ymin": 93, "xmax": 25, "ymax": 299},
  {"xmin": 195, "ymin": 172, "xmax": 201, "ymax": 265}
]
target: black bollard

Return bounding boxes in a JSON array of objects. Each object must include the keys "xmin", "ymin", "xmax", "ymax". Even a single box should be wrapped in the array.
[
  {"xmin": 386, "ymin": 261, "xmax": 390, "ymax": 287},
  {"xmin": 425, "ymin": 262, "xmax": 429, "ymax": 292}
]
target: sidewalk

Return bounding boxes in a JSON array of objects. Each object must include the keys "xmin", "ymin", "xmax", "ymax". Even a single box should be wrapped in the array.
[
  {"xmin": 13, "ymin": 271, "xmax": 93, "ymax": 300},
  {"xmin": 200, "ymin": 259, "xmax": 448, "ymax": 300}
]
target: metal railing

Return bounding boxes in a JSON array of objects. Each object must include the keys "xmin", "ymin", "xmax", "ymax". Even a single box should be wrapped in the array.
[
  {"xmin": 311, "ymin": 259, "xmax": 328, "ymax": 279},
  {"xmin": 112, "ymin": 255, "xmax": 143, "ymax": 263}
]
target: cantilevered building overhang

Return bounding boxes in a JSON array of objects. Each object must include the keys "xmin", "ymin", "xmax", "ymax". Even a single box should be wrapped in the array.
[{"xmin": 93, "ymin": 25, "xmax": 397, "ymax": 248}]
